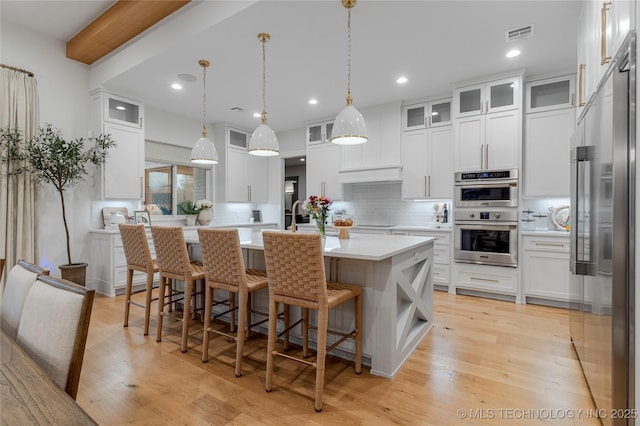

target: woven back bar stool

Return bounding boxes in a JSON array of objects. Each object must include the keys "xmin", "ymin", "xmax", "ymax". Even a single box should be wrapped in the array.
[
  {"xmin": 262, "ymin": 231, "xmax": 362, "ymax": 412},
  {"xmin": 118, "ymin": 224, "xmax": 159, "ymax": 336},
  {"xmin": 151, "ymin": 226, "xmax": 205, "ymax": 353},
  {"xmin": 197, "ymin": 228, "xmax": 270, "ymax": 377}
]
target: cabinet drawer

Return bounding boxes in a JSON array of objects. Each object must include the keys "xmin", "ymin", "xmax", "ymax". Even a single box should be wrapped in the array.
[
  {"xmin": 433, "ymin": 246, "xmax": 450, "ymax": 265},
  {"xmin": 523, "ymin": 236, "xmax": 570, "ymax": 252},
  {"xmin": 114, "ymin": 247, "xmax": 127, "ymax": 267},
  {"xmin": 433, "ymin": 264, "xmax": 450, "ymax": 284},
  {"xmin": 454, "ymin": 265, "xmax": 518, "ymax": 294}
]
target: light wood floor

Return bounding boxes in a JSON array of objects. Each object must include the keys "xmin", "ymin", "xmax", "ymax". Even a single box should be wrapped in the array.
[{"xmin": 77, "ymin": 290, "xmax": 599, "ymax": 425}]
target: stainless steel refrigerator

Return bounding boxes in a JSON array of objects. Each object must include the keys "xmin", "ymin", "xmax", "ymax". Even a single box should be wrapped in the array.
[{"xmin": 570, "ymin": 32, "xmax": 636, "ymax": 425}]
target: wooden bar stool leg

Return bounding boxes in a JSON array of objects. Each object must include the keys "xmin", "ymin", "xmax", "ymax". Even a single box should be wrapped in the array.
[
  {"xmin": 283, "ymin": 304, "xmax": 290, "ymax": 351},
  {"xmin": 314, "ymin": 308, "xmax": 329, "ymax": 412},
  {"xmin": 302, "ymin": 308, "xmax": 310, "ymax": 358},
  {"xmin": 124, "ymin": 268, "xmax": 134, "ymax": 328},
  {"xmin": 246, "ymin": 292, "xmax": 252, "ymax": 339},
  {"xmin": 182, "ymin": 280, "xmax": 193, "ymax": 353},
  {"xmin": 156, "ymin": 276, "xmax": 167, "ymax": 342},
  {"xmin": 143, "ymin": 271, "xmax": 154, "ymax": 336},
  {"xmin": 355, "ymin": 293, "xmax": 363, "ymax": 374},
  {"xmin": 229, "ymin": 292, "xmax": 236, "ymax": 333},
  {"xmin": 235, "ymin": 290, "xmax": 248, "ymax": 377},
  {"xmin": 202, "ymin": 285, "xmax": 213, "ymax": 362},
  {"xmin": 199, "ymin": 279, "xmax": 205, "ymax": 323},
  {"xmin": 191, "ymin": 283, "xmax": 197, "ymax": 321},
  {"xmin": 265, "ymin": 298, "xmax": 278, "ymax": 393}
]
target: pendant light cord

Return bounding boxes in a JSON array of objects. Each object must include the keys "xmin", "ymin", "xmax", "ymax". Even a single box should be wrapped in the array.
[
  {"xmin": 262, "ymin": 38, "xmax": 267, "ymax": 124},
  {"xmin": 201, "ymin": 61, "xmax": 208, "ymax": 137},
  {"xmin": 346, "ymin": 7, "xmax": 353, "ymax": 105}
]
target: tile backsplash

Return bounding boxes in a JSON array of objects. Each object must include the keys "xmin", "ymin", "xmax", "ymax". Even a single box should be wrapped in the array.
[{"xmin": 332, "ymin": 182, "xmax": 452, "ymax": 226}]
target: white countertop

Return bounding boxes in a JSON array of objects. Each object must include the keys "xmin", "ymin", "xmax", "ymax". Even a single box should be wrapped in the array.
[
  {"xmin": 297, "ymin": 223, "xmax": 452, "ymax": 233},
  {"xmin": 90, "ymin": 222, "xmax": 278, "ymax": 234},
  {"xmin": 184, "ymin": 228, "xmax": 435, "ymax": 262}
]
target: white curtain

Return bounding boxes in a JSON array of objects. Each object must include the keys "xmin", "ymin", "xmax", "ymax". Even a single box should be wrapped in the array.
[{"xmin": 0, "ymin": 66, "xmax": 39, "ymax": 289}]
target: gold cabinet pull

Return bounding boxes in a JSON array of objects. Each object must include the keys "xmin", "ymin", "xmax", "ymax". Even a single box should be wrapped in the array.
[
  {"xmin": 579, "ymin": 64, "xmax": 585, "ymax": 105},
  {"xmin": 601, "ymin": 1, "xmax": 612, "ymax": 65}
]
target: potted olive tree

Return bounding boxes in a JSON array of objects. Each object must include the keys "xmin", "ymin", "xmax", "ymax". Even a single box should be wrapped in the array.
[{"xmin": 1, "ymin": 124, "xmax": 115, "ymax": 285}]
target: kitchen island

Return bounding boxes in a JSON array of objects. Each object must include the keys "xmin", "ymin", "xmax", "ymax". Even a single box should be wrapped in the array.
[{"xmin": 185, "ymin": 228, "xmax": 435, "ymax": 378}]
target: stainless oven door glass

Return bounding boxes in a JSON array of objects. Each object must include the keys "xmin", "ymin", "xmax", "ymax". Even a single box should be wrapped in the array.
[
  {"xmin": 454, "ymin": 223, "xmax": 518, "ymax": 267},
  {"xmin": 454, "ymin": 182, "xmax": 518, "ymax": 208}
]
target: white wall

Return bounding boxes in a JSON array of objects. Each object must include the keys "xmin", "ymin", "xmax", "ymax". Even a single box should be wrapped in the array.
[{"xmin": 2, "ymin": 21, "xmax": 97, "ymax": 274}]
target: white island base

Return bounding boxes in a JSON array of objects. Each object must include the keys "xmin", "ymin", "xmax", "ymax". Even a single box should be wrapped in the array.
[{"xmin": 187, "ymin": 230, "xmax": 435, "ymax": 378}]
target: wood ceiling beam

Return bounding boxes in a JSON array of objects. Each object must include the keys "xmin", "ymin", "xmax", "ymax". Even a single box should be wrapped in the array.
[{"xmin": 66, "ymin": 0, "xmax": 191, "ymax": 65}]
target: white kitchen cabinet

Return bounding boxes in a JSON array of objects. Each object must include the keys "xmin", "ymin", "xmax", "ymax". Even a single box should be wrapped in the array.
[
  {"xmin": 453, "ymin": 76, "xmax": 521, "ymax": 118},
  {"xmin": 215, "ymin": 125, "xmax": 268, "ymax": 203},
  {"xmin": 525, "ymin": 74, "xmax": 576, "ymax": 113},
  {"xmin": 453, "ymin": 73, "xmax": 522, "ymax": 171},
  {"xmin": 306, "ymin": 142, "xmax": 342, "ymax": 200},
  {"xmin": 401, "ymin": 126, "xmax": 453, "ymax": 200},
  {"xmin": 522, "ymin": 234, "xmax": 570, "ymax": 302},
  {"xmin": 89, "ymin": 230, "xmax": 157, "ymax": 297},
  {"xmin": 454, "ymin": 110, "xmax": 520, "ymax": 171},
  {"xmin": 307, "ymin": 120, "xmax": 334, "ymax": 145},
  {"xmin": 341, "ymin": 102, "xmax": 402, "ymax": 171},
  {"xmin": 452, "ymin": 263, "xmax": 520, "ymax": 299},
  {"xmin": 524, "ymin": 107, "xmax": 576, "ymax": 198},
  {"xmin": 576, "ymin": 0, "xmax": 635, "ymax": 115},
  {"xmin": 90, "ymin": 90, "xmax": 144, "ymax": 200},
  {"xmin": 402, "ymin": 98, "xmax": 451, "ymax": 131}
]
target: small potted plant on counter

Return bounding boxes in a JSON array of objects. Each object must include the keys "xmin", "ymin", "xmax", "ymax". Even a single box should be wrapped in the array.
[
  {"xmin": 0, "ymin": 124, "xmax": 115, "ymax": 285},
  {"xmin": 178, "ymin": 199, "xmax": 213, "ymax": 226}
]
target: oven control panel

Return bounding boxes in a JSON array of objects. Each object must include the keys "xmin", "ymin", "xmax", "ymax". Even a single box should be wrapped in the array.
[{"xmin": 454, "ymin": 209, "xmax": 518, "ymax": 222}]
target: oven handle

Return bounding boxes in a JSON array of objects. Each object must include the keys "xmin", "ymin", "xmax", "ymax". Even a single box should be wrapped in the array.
[
  {"xmin": 454, "ymin": 222, "xmax": 518, "ymax": 230},
  {"xmin": 454, "ymin": 181, "xmax": 518, "ymax": 188}
]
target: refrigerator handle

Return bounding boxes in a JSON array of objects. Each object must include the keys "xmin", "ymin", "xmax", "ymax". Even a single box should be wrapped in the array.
[{"xmin": 571, "ymin": 145, "xmax": 596, "ymax": 276}]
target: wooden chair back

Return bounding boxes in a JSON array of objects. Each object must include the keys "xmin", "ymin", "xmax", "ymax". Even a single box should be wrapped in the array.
[
  {"xmin": 150, "ymin": 226, "xmax": 193, "ymax": 281},
  {"xmin": 262, "ymin": 231, "xmax": 328, "ymax": 308},
  {"xmin": 197, "ymin": 228, "xmax": 248, "ymax": 291},
  {"xmin": 1, "ymin": 260, "xmax": 50, "ymax": 339},
  {"xmin": 16, "ymin": 275, "xmax": 95, "ymax": 400},
  {"xmin": 118, "ymin": 224, "xmax": 154, "ymax": 273},
  {"xmin": 0, "ymin": 258, "xmax": 5, "ymax": 282}
]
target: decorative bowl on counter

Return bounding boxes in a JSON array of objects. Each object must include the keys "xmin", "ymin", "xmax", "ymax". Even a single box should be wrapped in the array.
[{"xmin": 333, "ymin": 214, "xmax": 356, "ymax": 239}]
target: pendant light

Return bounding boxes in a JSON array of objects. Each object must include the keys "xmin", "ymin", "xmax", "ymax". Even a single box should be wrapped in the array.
[
  {"xmin": 330, "ymin": 0, "xmax": 368, "ymax": 145},
  {"xmin": 249, "ymin": 33, "xmax": 279, "ymax": 156},
  {"xmin": 191, "ymin": 59, "xmax": 219, "ymax": 164}
]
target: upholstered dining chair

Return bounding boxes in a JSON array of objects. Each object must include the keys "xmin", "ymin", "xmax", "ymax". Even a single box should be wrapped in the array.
[
  {"xmin": 118, "ymin": 223, "xmax": 159, "ymax": 335},
  {"xmin": 16, "ymin": 275, "xmax": 95, "ymax": 400},
  {"xmin": 262, "ymin": 231, "xmax": 363, "ymax": 412},
  {"xmin": 151, "ymin": 226, "xmax": 205, "ymax": 353},
  {"xmin": 197, "ymin": 228, "xmax": 270, "ymax": 377},
  {"xmin": 0, "ymin": 260, "xmax": 49, "ymax": 339}
]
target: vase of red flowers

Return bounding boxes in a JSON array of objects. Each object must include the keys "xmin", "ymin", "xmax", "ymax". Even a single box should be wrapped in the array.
[{"xmin": 304, "ymin": 195, "xmax": 332, "ymax": 238}]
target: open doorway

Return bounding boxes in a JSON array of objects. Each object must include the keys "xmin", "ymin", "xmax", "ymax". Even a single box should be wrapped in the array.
[{"xmin": 284, "ymin": 156, "xmax": 307, "ymax": 228}]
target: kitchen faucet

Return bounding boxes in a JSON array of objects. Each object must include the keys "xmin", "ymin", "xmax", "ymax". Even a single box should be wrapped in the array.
[{"xmin": 289, "ymin": 200, "xmax": 306, "ymax": 232}]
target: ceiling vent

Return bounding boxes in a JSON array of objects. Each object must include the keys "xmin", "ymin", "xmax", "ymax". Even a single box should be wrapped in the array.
[{"xmin": 505, "ymin": 24, "xmax": 535, "ymax": 42}]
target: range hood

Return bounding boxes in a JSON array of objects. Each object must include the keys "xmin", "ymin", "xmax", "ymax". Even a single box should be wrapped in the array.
[{"xmin": 338, "ymin": 165, "xmax": 403, "ymax": 184}]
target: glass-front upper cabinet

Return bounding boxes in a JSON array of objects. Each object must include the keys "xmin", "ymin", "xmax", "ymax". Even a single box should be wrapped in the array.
[
  {"xmin": 454, "ymin": 76, "xmax": 521, "ymax": 118},
  {"xmin": 525, "ymin": 74, "xmax": 576, "ymax": 113},
  {"xmin": 104, "ymin": 93, "xmax": 142, "ymax": 128},
  {"xmin": 402, "ymin": 98, "xmax": 451, "ymax": 131},
  {"xmin": 227, "ymin": 127, "xmax": 249, "ymax": 149},
  {"xmin": 306, "ymin": 120, "xmax": 334, "ymax": 144}
]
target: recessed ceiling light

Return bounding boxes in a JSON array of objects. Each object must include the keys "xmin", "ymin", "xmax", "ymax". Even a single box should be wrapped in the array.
[
  {"xmin": 116, "ymin": 105, "xmax": 126, "ymax": 111},
  {"xmin": 506, "ymin": 49, "xmax": 521, "ymax": 58},
  {"xmin": 178, "ymin": 73, "xmax": 196, "ymax": 82},
  {"xmin": 308, "ymin": 98, "xmax": 318, "ymax": 105},
  {"xmin": 253, "ymin": 112, "xmax": 261, "ymax": 118},
  {"xmin": 300, "ymin": 158, "xmax": 305, "ymax": 162},
  {"xmin": 171, "ymin": 83, "xmax": 183, "ymax": 90},
  {"xmin": 396, "ymin": 76, "xmax": 408, "ymax": 84}
]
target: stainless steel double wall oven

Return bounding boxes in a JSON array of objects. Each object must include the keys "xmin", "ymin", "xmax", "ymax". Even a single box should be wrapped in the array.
[{"xmin": 453, "ymin": 169, "xmax": 519, "ymax": 267}]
